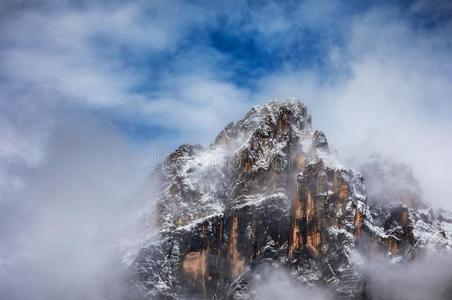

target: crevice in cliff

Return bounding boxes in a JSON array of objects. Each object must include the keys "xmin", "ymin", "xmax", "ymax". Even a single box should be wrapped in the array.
[
  {"xmin": 385, "ymin": 237, "xmax": 400, "ymax": 255},
  {"xmin": 289, "ymin": 223, "xmax": 301, "ymax": 257},
  {"xmin": 354, "ymin": 210, "xmax": 363, "ymax": 239},
  {"xmin": 229, "ymin": 215, "xmax": 245, "ymax": 278},
  {"xmin": 182, "ymin": 250, "xmax": 208, "ymax": 294}
]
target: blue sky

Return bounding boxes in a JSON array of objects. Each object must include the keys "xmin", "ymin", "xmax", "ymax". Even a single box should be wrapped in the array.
[
  {"xmin": 1, "ymin": 0, "xmax": 452, "ymax": 205},
  {"xmin": 0, "ymin": 0, "xmax": 451, "ymax": 166},
  {"xmin": 1, "ymin": 0, "xmax": 451, "ymax": 147}
]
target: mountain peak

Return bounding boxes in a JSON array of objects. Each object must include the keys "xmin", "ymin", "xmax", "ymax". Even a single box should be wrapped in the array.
[
  {"xmin": 215, "ymin": 99, "xmax": 312, "ymax": 147},
  {"xmin": 131, "ymin": 100, "xmax": 452, "ymax": 300}
]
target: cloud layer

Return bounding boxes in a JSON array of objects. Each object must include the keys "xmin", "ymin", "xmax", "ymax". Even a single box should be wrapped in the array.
[{"xmin": 0, "ymin": 1, "xmax": 452, "ymax": 299}]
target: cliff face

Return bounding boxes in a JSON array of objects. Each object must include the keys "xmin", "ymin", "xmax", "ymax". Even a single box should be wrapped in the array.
[{"xmin": 130, "ymin": 100, "xmax": 452, "ymax": 299}]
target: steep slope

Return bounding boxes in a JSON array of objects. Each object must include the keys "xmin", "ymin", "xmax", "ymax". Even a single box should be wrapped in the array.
[{"xmin": 130, "ymin": 100, "xmax": 452, "ymax": 299}]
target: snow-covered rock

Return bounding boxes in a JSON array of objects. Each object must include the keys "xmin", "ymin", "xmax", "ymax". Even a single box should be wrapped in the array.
[{"xmin": 129, "ymin": 100, "xmax": 452, "ymax": 299}]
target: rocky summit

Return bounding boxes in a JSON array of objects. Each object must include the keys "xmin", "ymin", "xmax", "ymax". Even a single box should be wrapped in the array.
[{"xmin": 129, "ymin": 100, "xmax": 452, "ymax": 299}]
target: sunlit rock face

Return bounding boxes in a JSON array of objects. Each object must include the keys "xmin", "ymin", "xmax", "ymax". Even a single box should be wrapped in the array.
[{"xmin": 130, "ymin": 100, "xmax": 452, "ymax": 299}]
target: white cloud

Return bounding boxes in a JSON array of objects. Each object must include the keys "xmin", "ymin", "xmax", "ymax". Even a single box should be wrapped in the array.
[
  {"xmin": 362, "ymin": 254, "xmax": 452, "ymax": 300},
  {"xmin": 254, "ymin": 5, "xmax": 452, "ymax": 209},
  {"xmin": 0, "ymin": 109, "xmax": 149, "ymax": 299},
  {"xmin": 251, "ymin": 268, "xmax": 331, "ymax": 300}
]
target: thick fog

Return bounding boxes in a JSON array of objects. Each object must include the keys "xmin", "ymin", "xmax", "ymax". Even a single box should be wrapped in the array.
[
  {"xmin": 249, "ymin": 268, "xmax": 331, "ymax": 300},
  {"xmin": 361, "ymin": 254, "xmax": 452, "ymax": 300},
  {"xmin": 0, "ymin": 106, "xmax": 151, "ymax": 299}
]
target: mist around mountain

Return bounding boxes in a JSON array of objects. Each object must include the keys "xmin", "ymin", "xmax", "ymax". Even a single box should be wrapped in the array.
[
  {"xmin": 1, "ymin": 1, "xmax": 452, "ymax": 300},
  {"xmin": 127, "ymin": 100, "xmax": 452, "ymax": 300}
]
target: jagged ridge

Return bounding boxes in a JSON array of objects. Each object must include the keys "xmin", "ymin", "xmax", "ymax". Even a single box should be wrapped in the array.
[{"xmin": 129, "ymin": 100, "xmax": 452, "ymax": 299}]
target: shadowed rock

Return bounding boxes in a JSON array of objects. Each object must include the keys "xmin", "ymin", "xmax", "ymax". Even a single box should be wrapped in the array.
[{"xmin": 130, "ymin": 100, "xmax": 452, "ymax": 299}]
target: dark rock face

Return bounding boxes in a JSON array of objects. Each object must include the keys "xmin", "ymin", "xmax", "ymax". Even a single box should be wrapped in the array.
[{"xmin": 130, "ymin": 100, "xmax": 452, "ymax": 299}]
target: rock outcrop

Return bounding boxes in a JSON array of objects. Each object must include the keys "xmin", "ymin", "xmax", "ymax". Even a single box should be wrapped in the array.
[{"xmin": 129, "ymin": 100, "xmax": 452, "ymax": 299}]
